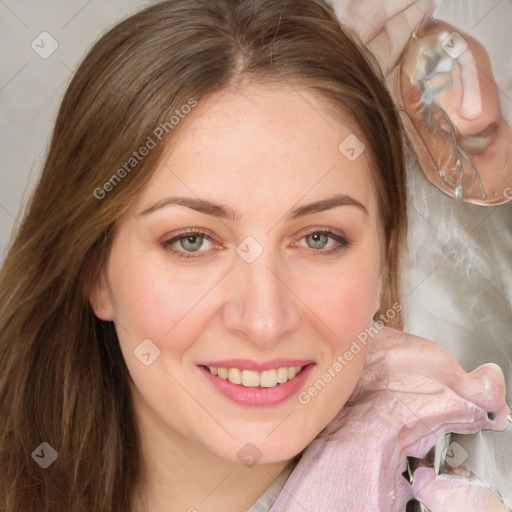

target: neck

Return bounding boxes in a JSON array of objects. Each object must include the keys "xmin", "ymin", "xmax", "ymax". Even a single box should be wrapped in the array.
[{"xmin": 130, "ymin": 386, "xmax": 296, "ymax": 512}]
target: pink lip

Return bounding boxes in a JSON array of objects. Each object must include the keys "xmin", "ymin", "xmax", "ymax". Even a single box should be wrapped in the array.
[
  {"xmin": 198, "ymin": 359, "xmax": 314, "ymax": 371},
  {"xmin": 198, "ymin": 363, "xmax": 315, "ymax": 407}
]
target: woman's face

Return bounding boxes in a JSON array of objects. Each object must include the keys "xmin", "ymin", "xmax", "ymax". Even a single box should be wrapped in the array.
[{"xmin": 92, "ymin": 84, "xmax": 383, "ymax": 465}]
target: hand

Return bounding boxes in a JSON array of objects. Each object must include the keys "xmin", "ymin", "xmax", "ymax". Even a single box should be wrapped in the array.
[{"xmin": 330, "ymin": 0, "xmax": 437, "ymax": 78}]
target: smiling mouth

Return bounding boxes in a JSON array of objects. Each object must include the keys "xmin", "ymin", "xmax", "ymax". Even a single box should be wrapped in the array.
[{"xmin": 203, "ymin": 365, "xmax": 305, "ymax": 388}]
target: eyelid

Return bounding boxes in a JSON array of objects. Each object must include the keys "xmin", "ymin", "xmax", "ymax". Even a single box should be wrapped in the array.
[
  {"xmin": 161, "ymin": 226, "xmax": 350, "ymax": 259},
  {"xmin": 160, "ymin": 228, "xmax": 220, "ymax": 259},
  {"xmin": 297, "ymin": 225, "xmax": 348, "ymax": 240},
  {"xmin": 292, "ymin": 227, "xmax": 350, "ymax": 254},
  {"xmin": 160, "ymin": 227, "xmax": 217, "ymax": 242}
]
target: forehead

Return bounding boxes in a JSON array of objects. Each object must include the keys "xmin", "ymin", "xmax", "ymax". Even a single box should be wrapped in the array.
[{"xmin": 135, "ymin": 84, "xmax": 378, "ymax": 219}]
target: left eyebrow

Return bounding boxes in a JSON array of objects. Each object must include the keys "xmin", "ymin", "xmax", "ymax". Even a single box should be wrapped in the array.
[
  {"xmin": 137, "ymin": 193, "xmax": 368, "ymax": 220},
  {"xmin": 288, "ymin": 194, "xmax": 368, "ymax": 218},
  {"xmin": 137, "ymin": 196, "xmax": 240, "ymax": 221}
]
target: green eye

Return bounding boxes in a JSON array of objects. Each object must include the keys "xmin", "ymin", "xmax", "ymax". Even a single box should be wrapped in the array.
[
  {"xmin": 179, "ymin": 234, "xmax": 204, "ymax": 252},
  {"xmin": 297, "ymin": 229, "xmax": 350, "ymax": 256},
  {"xmin": 305, "ymin": 232, "xmax": 329, "ymax": 250},
  {"xmin": 161, "ymin": 229, "xmax": 217, "ymax": 259},
  {"xmin": 162, "ymin": 228, "xmax": 349, "ymax": 261}
]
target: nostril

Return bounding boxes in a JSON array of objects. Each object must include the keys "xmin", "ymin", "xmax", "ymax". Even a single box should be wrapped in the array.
[{"xmin": 487, "ymin": 412, "xmax": 495, "ymax": 421}]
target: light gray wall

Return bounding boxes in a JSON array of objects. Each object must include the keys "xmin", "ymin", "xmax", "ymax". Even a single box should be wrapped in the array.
[{"xmin": 0, "ymin": 0, "xmax": 152, "ymax": 258}]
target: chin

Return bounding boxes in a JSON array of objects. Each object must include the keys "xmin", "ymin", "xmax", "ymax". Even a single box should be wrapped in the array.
[{"xmin": 207, "ymin": 429, "xmax": 310, "ymax": 467}]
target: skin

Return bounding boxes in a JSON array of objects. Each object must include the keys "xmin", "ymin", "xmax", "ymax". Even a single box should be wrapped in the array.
[{"xmin": 90, "ymin": 83, "xmax": 384, "ymax": 512}]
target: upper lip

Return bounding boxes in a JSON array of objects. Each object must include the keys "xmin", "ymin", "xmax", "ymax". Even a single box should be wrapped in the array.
[{"xmin": 198, "ymin": 359, "xmax": 315, "ymax": 371}]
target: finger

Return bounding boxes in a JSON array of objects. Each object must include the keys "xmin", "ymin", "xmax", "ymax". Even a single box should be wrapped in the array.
[
  {"xmin": 340, "ymin": 0, "xmax": 436, "ymax": 44},
  {"xmin": 366, "ymin": 0, "xmax": 437, "ymax": 75}
]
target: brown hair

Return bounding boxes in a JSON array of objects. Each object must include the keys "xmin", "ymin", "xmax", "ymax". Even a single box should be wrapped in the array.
[{"xmin": 0, "ymin": 0, "xmax": 406, "ymax": 510}]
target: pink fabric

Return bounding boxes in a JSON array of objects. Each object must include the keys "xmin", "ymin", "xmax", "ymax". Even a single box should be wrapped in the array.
[{"xmin": 269, "ymin": 328, "xmax": 510, "ymax": 511}]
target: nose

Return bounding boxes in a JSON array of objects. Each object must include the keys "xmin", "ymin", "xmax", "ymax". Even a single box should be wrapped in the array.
[{"xmin": 221, "ymin": 246, "xmax": 301, "ymax": 347}]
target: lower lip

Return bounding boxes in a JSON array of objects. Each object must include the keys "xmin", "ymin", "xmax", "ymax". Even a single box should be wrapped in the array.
[{"xmin": 199, "ymin": 364, "xmax": 315, "ymax": 407}]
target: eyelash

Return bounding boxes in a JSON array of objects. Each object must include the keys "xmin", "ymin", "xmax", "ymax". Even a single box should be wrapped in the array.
[{"xmin": 161, "ymin": 228, "xmax": 350, "ymax": 260}]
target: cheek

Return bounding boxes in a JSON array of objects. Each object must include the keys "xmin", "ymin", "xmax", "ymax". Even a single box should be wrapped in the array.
[
  {"xmin": 293, "ymin": 258, "xmax": 378, "ymax": 429},
  {"xmin": 107, "ymin": 253, "xmax": 219, "ymax": 354},
  {"xmin": 297, "ymin": 247, "xmax": 381, "ymax": 344},
  {"xmin": 109, "ymin": 231, "xmax": 381, "ymax": 356},
  {"xmin": 317, "ymin": 267, "xmax": 378, "ymax": 327}
]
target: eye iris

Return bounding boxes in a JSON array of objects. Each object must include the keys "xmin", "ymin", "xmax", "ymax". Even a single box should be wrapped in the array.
[
  {"xmin": 180, "ymin": 235, "xmax": 203, "ymax": 252},
  {"xmin": 306, "ymin": 232, "xmax": 328, "ymax": 249}
]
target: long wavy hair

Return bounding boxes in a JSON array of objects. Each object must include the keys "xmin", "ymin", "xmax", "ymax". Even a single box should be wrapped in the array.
[{"xmin": 0, "ymin": 0, "xmax": 406, "ymax": 510}]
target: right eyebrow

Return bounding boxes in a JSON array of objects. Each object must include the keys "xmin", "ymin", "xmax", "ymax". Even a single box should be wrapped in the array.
[{"xmin": 137, "ymin": 193, "xmax": 368, "ymax": 222}]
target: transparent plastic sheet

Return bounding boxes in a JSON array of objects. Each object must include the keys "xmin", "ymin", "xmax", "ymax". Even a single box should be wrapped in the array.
[
  {"xmin": 330, "ymin": 0, "xmax": 512, "ymax": 510},
  {"xmin": 395, "ymin": 3, "xmax": 512, "ymax": 205},
  {"xmin": 400, "ymin": 4, "xmax": 512, "ymax": 509}
]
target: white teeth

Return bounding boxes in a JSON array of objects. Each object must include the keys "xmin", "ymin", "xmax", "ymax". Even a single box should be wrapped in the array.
[
  {"xmin": 227, "ymin": 367, "xmax": 242, "ymax": 385},
  {"xmin": 242, "ymin": 369, "xmax": 260, "ymax": 387},
  {"xmin": 288, "ymin": 366, "xmax": 297, "ymax": 379},
  {"xmin": 276, "ymin": 367, "xmax": 288, "ymax": 383},
  {"xmin": 260, "ymin": 369, "xmax": 277, "ymax": 388},
  {"xmin": 207, "ymin": 365, "xmax": 303, "ymax": 388}
]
